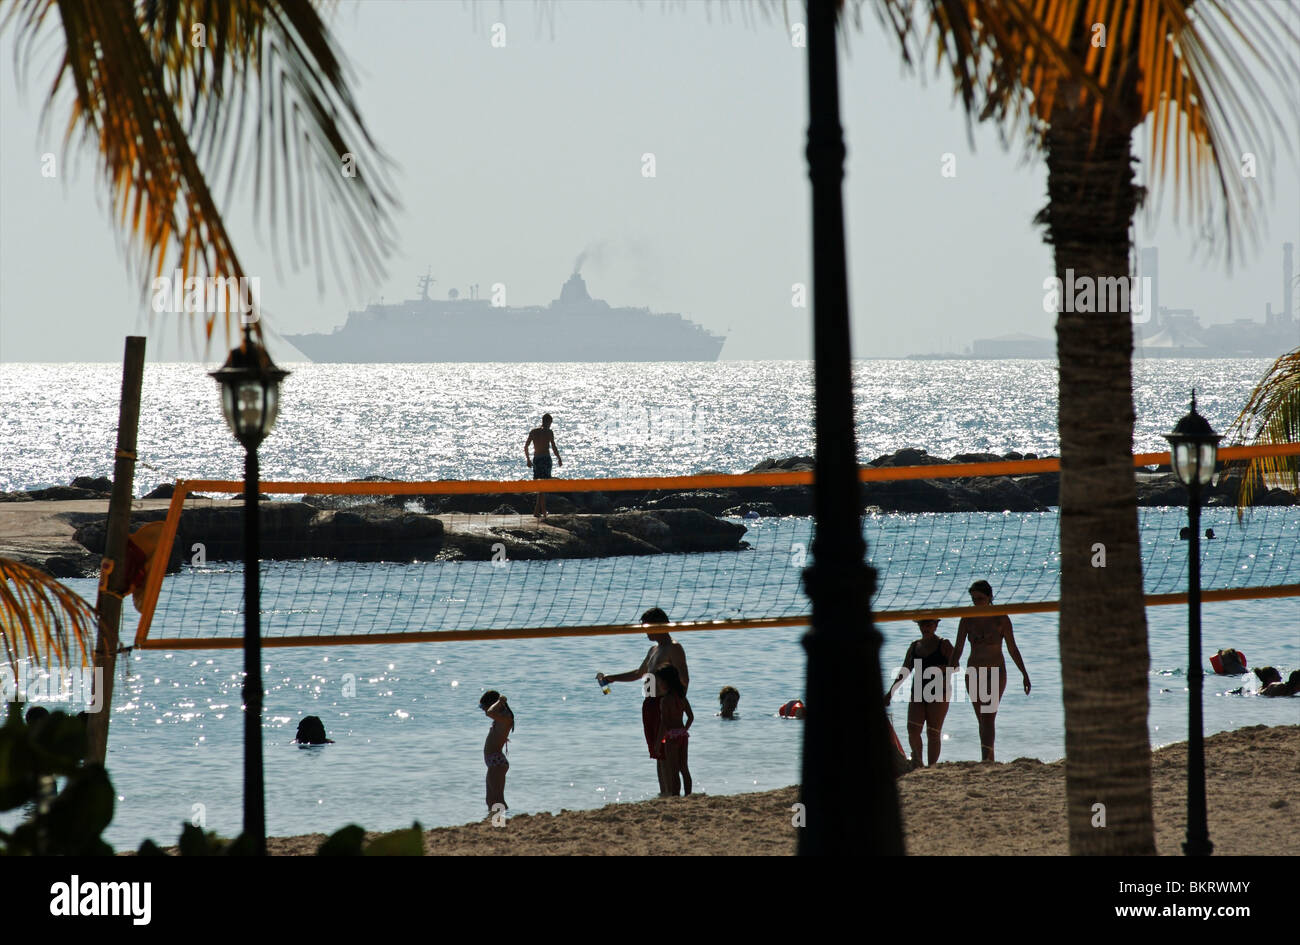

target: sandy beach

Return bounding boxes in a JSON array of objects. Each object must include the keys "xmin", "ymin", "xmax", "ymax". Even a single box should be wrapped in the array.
[{"xmin": 261, "ymin": 723, "xmax": 1298, "ymax": 856}]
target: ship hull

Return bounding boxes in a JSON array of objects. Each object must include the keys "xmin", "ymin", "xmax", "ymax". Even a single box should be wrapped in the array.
[{"xmin": 283, "ymin": 299, "xmax": 726, "ymax": 363}]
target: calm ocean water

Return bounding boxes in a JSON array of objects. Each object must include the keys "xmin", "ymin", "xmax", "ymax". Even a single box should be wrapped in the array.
[{"xmin": 1, "ymin": 359, "xmax": 1297, "ymax": 848}]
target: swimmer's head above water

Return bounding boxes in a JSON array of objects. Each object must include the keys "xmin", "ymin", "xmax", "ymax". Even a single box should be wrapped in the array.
[{"xmin": 719, "ymin": 686, "xmax": 740, "ymax": 718}]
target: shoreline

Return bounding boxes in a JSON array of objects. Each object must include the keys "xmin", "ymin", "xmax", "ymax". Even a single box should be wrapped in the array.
[{"xmin": 247, "ymin": 723, "xmax": 1297, "ymax": 856}]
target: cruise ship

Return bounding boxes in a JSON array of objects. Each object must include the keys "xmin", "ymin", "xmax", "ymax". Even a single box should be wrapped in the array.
[{"xmin": 282, "ymin": 272, "xmax": 726, "ymax": 362}]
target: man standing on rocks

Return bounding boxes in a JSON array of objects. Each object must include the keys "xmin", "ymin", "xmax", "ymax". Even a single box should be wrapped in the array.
[{"xmin": 525, "ymin": 413, "xmax": 562, "ymax": 518}]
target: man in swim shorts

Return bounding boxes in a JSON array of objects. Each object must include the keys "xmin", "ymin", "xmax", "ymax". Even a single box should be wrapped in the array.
[
  {"xmin": 596, "ymin": 608, "xmax": 689, "ymax": 794},
  {"xmin": 525, "ymin": 413, "xmax": 562, "ymax": 518}
]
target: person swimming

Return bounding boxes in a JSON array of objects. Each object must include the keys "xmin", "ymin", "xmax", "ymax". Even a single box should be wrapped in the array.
[
  {"xmin": 1255, "ymin": 667, "xmax": 1300, "ymax": 698},
  {"xmin": 294, "ymin": 716, "xmax": 334, "ymax": 745},
  {"xmin": 718, "ymin": 686, "xmax": 739, "ymax": 719}
]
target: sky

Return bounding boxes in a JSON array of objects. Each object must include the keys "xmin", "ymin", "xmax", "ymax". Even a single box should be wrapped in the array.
[{"xmin": 1, "ymin": 0, "xmax": 1297, "ymax": 363}]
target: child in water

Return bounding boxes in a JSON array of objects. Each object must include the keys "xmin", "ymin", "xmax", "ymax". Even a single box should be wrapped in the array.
[
  {"xmin": 479, "ymin": 690, "xmax": 514, "ymax": 813},
  {"xmin": 654, "ymin": 665, "xmax": 694, "ymax": 796}
]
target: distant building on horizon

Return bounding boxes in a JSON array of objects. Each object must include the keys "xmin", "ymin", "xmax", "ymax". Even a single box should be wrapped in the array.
[
  {"xmin": 971, "ymin": 332, "xmax": 1055, "ymax": 359},
  {"xmin": 1133, "ymin": 243, "xmax": 1297, "ymax": 358}
]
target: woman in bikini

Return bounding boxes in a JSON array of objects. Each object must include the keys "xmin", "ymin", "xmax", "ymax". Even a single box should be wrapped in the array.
[
  {"xmin": 885, "ymin": 618, "xmax": 954, "ymax": 768},
  {"xmin": 949, "ymin": 580, "xmax": 1030, "ymax": 762}
]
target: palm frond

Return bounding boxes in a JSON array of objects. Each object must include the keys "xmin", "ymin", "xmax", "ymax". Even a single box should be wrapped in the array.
[
  {"xmin": 1226, "ymin": 347, "xmax": 1300, "ymax": 509},
  {"xmin": 1, "ymin": 0, "xmax": 398, "ymax": 349},
  {"xmin": 860, "ymin": 0, "xmax": 1300, "ymax": 263},
  {"xmin": 0, "ymin": 558, "xmax": 98, "ymax": 674}
]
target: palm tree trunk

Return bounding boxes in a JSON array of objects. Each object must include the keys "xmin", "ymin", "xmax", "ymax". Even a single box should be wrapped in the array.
[{"xmin": 1038, "ymin": 70, "xmax": 1156, "ymax": 854}]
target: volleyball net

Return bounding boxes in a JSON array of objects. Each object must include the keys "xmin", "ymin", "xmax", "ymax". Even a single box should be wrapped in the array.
[{"xmin": 127, "ymin": 444, "xmax": 1300, "ymax": 650}]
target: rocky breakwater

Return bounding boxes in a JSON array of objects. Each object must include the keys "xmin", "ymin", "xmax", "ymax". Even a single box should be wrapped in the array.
[
  {"xmin": 69, "ymin": 501, "xmax": 748, "ymax": 567},
  {"xmin": 621, "ymin": 449, "xmax": 1297, "ymax": 515}
]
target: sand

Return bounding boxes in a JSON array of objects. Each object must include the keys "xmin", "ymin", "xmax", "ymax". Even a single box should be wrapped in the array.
[{"xmin": 261, "ymin": 723, "xmax": 1298, "ymax": 856}]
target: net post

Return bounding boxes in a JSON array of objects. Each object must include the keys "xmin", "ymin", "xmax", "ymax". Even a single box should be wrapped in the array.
[{"xmin": 132, "ymin": 480, "xmax": 191, "ymax": 648}]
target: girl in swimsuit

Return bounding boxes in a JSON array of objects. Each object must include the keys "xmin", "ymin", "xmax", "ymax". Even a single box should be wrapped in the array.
[
  {"xmin": 949, "ymin": 580, "xmax": 1030, "ymax": 762},
  {"xmin": 480, "ymin": 690, "xmax": 515, "ymax": 813},
  {"xmin": 885, "ymin": 618, "xmax": 954, "ymax": 768},
  {"xmin": 653, "ymin": 665, "xmax": 694, "ymax": 796}
]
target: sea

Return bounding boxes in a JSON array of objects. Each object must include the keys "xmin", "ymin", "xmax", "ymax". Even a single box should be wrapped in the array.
[{"xmin": 1, "ymin": 358, "xmax": 1297, "ymax": 850}]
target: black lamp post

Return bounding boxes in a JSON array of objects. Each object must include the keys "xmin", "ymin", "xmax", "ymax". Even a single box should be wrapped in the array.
[
  {"xmin": 798, "ymin": 0, "xmax": 904, "ymax": 854},
  {"xmin": 210, "ymin": 325, "xmax": 288, "ymax": 856},
  {"xmin": 1164, "ymin": 391, "xmax": 1221, "ymax": 857}
]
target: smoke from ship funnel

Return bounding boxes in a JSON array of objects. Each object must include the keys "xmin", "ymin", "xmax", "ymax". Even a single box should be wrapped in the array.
[{"xmin": 573, "ymin": 239, "xmax": 610, "ymax": 275}]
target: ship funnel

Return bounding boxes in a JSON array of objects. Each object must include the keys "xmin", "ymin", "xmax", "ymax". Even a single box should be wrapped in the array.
[{"xmin": 559, "ymin": 272, "xmax": 591, "ymax": 303}]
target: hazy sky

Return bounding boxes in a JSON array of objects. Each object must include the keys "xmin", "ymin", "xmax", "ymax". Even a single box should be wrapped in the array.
[{"xmin": 1, "ymin": 0, "xmax": 1297, "ymax": 362}]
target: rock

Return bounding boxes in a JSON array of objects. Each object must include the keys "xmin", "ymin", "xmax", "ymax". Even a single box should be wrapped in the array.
[
  {"xmin": 959, "ymin": 477, "xmax": 1045, "ymax": 512},
  {"xmin": 1261, "ymin": 488, "xmax": 1297, "ymax": 506},
  {"xmin": 304, "ymin": 507, "xmax": 444, "ymax": 561},
  {"xmin": 22, "ymin": 486, "xmax": 105, "ymax": 501},
  {"xmin": 71, "ymin": 476, "xmax": 113, "ymax": 493},
  {"xmin": 1002, "ymin": 451, "xmax": 1023, "ymax": 461},
  {"xmin": 862, "ymin": 478, "xmax": 965, "ymax": 512},
  {"xmin": 438, "ymin": 493, "xmax": 530, "ymax": 514},
  {"xmin": 144, "ymin": 483, "xmax": 175, "ymax": 499},
  {"xmin": 644, "ymin": 491, "xmax": 739, "ymax": 515},
  {"xmin": 1136, "ymin": 476, "xmax": 1189, "ymax": 506},
  {"xmin": 631, "ymin": 509, "xmax": 748, "ymax": 552},
  {"xmin": 748, "ymin": 456, "xmax": 814, "ymax": 473},
  {"xmin": 873, "ymin": 448, "xmax": 950, "ymax": 467},
  {"xmin": 491, "ymin": 504, "xmax": 518, "ymax": 515},
  {"xmin": 734, "ymin": 485, "xmax": 812, "ymax": 516},
  {"xmin": 722, "ymin": 502, "xmax": 778, "ymax": 517},
  {"xmin": 568, "ymin": 491, "xmax": 614, "ymax": 514},
  {"xmin": 8, "ymin": 552, "xmax": 100, "ymax": 578},
  {"xmin": 951, "ymin": 453, "xmax": 1004, "ymax": 464},
  {"xmin": 1016, "ymin": 473, "xmax": 1059, "ymax": 506}
]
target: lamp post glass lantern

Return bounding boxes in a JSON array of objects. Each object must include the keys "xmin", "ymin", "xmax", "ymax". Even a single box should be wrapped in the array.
[
  {"xmin": 210, "ymin": 327, "xmax": 288, "ymax": 855},
  {"xmin": 211, "ymin": 330, "xmax": 288, "ymax": 446},
  {"xmin": 1164, "ymin": 390, "xmax": 1220, "ymax": 858}
]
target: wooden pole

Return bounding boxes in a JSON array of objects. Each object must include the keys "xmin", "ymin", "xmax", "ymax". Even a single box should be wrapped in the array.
[{"xmin": 86, "ymin": 336, "xmax": 146, "ymax": 765}]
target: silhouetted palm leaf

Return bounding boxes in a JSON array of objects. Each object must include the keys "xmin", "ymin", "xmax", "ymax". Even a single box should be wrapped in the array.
[
  {"xmin": 864, "ymin": 0, "xmax": 1299, "ymax": 261},
  {"xmin": 1, "ymin": 0, "xmax": 399, "ymax": 348},
  {"xmin": 1227, "ymin": 347, "xmax": 1300, "ymax": 507},
  {"xmin": 0, "ymin": 558, "xmax": 97, "ymax": 673}
]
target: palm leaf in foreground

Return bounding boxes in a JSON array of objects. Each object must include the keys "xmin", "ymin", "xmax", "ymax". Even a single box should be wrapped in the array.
[
  {"xmin": 1, "ymin": 0, "xmax": 399, "ymax": 350},
  {"xmin": 0, "ymin": 558, "xmax": 97, "ymax": 675},
  {"xmin": 1226, "ymin": 348, "xmax": 1300, "ymax": 509}
]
